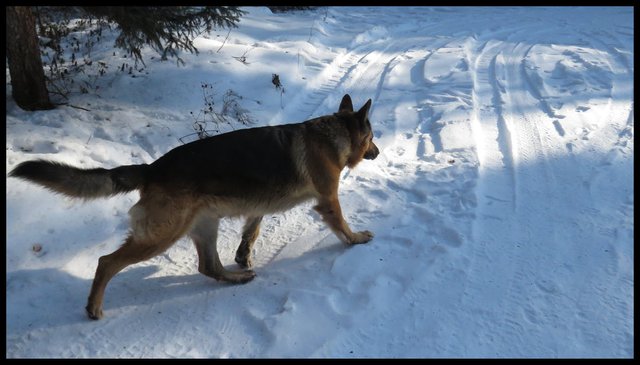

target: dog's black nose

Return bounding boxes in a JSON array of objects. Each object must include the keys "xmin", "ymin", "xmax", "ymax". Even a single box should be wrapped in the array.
[{"xmin": 364, "ymin": 144, "xmax": 379, "ymax": 160}]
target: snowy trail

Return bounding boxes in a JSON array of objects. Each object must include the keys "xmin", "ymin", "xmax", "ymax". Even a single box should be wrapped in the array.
[
  {"xmin": 6, "ymin": 7, "xmax": 633, "ymax": 358},
  {"xmin": 461, "ymin": 18, "xmax": 633, "ymax": 355}
]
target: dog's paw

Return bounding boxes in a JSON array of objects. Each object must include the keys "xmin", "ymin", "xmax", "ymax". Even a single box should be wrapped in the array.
[
  {"xmin": 213, "ymin": 269, "xmax": 257, "ymax": 284},
  {"xmin": 86, "ymin": 305, "xmax": 103, "ymax": 320},
  {"xmin": 351, "ymin": 230, "xmax": 374, "ymax": 244},
  {"xmin": 227, "ymin": 269, "xmax": 256, "ymax": 284},
  {"xmin": 235, "ymin": 254, "xmax": 253, "ymax": 269}
]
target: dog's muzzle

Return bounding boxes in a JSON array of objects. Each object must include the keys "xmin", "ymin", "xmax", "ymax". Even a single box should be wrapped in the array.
[{"xmin": 364, "ymin": 143, "xmax": 380, "ymax": 160}]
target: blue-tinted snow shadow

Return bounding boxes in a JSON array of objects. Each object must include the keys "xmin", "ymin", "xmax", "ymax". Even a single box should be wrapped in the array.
[
  {"xmin": 6, "ymin": 266, "xmax": 214, "ymax": 333},
  {"xmin": 5, "ymin": 241, "xmax": 346, "ymax": 335}
]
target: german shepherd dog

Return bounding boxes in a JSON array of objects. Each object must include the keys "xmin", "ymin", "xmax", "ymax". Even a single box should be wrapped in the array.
[{"xmin": 9, "ymin": 94, "xmax": 379, "ymax": 319}]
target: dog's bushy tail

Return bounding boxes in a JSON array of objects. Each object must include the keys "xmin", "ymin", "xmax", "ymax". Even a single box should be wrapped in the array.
[{"xmin": 9, "ymin": 160, "xmax": 149, "ymax": 199}]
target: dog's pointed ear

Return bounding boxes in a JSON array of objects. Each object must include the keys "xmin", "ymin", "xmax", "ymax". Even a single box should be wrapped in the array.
[
  {"xmin": 338, "ymin": 94, "xmax": 354, "ymax": 112},
  {"xmin": 356, "ymin": 99, "xmax": 372, "ymax": 121}
]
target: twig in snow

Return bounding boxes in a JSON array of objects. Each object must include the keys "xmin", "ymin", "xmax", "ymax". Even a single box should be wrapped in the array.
[
  {"xmin": 232, "ymin": 47, "xmax": 254, "ymax": 65},
  {"xmin": 216, "ymin": 28, "xmax": 231, "ymax": 53},
  {"xmin": 58, "ymin": 102, "xmax": 91, "ymax": 111}
]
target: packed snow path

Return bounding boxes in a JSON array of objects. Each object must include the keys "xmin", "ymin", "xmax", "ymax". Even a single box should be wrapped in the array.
[{"xmin": 6, "ymin": 7, "xmax": 633, "ymax": 358}]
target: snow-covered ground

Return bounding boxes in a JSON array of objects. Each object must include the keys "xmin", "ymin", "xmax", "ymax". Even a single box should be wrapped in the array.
[{"xmin": 6, "ymin": 7, "xmax": 633, "ymax": 358}]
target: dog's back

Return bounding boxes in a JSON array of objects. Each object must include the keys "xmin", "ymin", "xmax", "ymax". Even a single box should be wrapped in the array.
[{"xmin": 149, "ymin": 122, "xmax": 308, "ymax": 198}]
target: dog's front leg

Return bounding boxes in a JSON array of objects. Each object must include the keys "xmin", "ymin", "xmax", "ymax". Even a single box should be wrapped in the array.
[
  {"xmin": 235, "ymin": 216, "xmax": 263, "ymax": 269},
  {"xmin": 314, "ymin": 196, "xmax": 374, "ymax": 244}
]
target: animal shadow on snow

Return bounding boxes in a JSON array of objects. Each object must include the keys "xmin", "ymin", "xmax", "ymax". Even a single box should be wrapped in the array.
[
  {"xmin": 6, "ymin": 266, "xmax": 218, "ymax": 331},
  {"xmin": 6, "ymin": 240, "xmax": 347, "ymax": 332}
]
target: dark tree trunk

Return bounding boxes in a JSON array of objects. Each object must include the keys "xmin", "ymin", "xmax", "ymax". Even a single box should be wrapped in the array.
[{"xmin": 6, "ymin": 6, "xmax": 54, "ymax": 111}]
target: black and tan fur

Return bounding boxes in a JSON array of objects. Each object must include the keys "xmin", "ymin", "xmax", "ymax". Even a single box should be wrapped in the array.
[{"xmin": 9, "ymin": 94, "xmax": 380, "ymax": 320}]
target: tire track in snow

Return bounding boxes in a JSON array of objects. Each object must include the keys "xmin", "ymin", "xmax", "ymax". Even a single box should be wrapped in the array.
[
  {"xmin": 551, "ymin": 34, "xmax": 633, "ymax": 353},
  {"xmin": 412, "ymin": 38, "xmax": 462, "ymax": 157},
  {"xmin": 464, "ymin": 38, "xmax": 545, "ymax": 355},
  {"xmin": 520, "ymin": 57, "xmax": 565, "ymax": 120},
  {"xmin": 579, "ymin": 32, "xmax": 634, "ymax": 149},
  {"xmin": 298, "ymin": 50, "xmax": 372, "ymax": 119},
  {"xmin": 490, "ymin": 41, "xmax": 557, "ymax": 355},
  {"xmin": 483, "ymin": 36, "xmax": 619, "ymax": 355},
  {"xmin": 269, "ymin": 48, "xmax": 372, "ymax": 126},
  {"xmin": 338, "ymin": 39, "xmax": 425, "ymax": 161},
  {"xmin": 469, "ymin": 40, "xmax": 517, "ymax": 212},
  {"xmin": 498, "ymin": 33, "xmax": 632, "ymax": 355},
  {"xmin": 488, "ymin": 52, "xmax": 517, "ymax": 211}
]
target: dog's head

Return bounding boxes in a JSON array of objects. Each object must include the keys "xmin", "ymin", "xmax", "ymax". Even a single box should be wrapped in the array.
[{"xmin": 338, "ymin": 94, "xmax": 380, "ymax": 168}]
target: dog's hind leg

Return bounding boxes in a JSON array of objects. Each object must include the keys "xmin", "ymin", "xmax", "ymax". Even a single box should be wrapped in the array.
[
  {"xmin": 190, "ymin": 215, "xmax": 256, "ymax": 283},
  {"xmin": 86, "ymin": 192, "xmax": 197, "ymax": 320},
  {"xmin": 235, "ymin": 216, "xmax": 263, "ymax": 269},
  {"xmin": 85, "ymin": 234, "xmax": 177, "ymax": 320}
]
